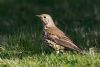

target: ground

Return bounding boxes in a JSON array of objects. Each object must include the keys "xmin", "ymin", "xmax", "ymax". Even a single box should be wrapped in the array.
[{"xmin": 0, "ymin": 51, "xmax": 100, "ymax": 67}]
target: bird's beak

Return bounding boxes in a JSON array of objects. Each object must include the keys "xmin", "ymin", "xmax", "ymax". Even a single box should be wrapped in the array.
[
  {"xmin": 36, "ymin": 15, "xmax": 42, "ymax": 18},
  {"xmin": 36, "ymin": 15, "xmax": 43, "ymax": 21}
]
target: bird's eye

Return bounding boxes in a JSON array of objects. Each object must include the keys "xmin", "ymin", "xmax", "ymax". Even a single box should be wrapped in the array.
[{"xmin": 44, "ymin": 16, "xmax": 46, "ymax": 18}]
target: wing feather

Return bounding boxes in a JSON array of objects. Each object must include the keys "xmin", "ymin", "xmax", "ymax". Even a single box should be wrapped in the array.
[
  {"xmin": 45, "ymin": 26, "xmax": 81, "ymax": 52},
  {"xmin": 47, "ymin": 34, "xmax": 81, "ymax": 52}
]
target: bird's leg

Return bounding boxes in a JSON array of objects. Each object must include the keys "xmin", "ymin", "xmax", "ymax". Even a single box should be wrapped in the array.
[
  {"xmin": 56, "ymin": 50, "xmax": 64, "ymax": 54},
  {"xmin": 56, "ymin": 50, "xmax": 60, "ymax": 54},
  {"xmin": 60, "ymin": 49, "xmax": 64, "ymax": 53}
]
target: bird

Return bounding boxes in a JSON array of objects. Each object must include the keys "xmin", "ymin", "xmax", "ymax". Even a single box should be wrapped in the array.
[{"xmin": 36, "ymin": 14, "xmax": 82, "ymax": 53}]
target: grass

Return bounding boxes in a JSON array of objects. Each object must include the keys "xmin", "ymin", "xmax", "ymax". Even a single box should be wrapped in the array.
[
  {"xmin": 0, "ymin": 25, "xmax": 100, "ymax": 67},
  {"xmin": 0, "ymin": 53, "xmax": 100, "ymax": 67}
]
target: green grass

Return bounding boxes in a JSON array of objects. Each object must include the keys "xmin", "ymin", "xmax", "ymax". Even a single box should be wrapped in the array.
[
  {"xmin": 0, "ymin": 53, "xmax": 100, "ymax": 67},
  {"xmin": 0, "ymin": 25, "xmax": 100, "ymax": 67}
]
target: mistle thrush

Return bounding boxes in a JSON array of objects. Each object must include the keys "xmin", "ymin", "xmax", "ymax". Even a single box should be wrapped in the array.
[{"xmin": 36, "ymin": 14, "xmax": 81, "ymax": 53}]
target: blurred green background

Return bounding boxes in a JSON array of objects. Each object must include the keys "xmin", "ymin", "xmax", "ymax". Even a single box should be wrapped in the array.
[{"xmin": 0, "ymin": 0, "xmax": 100, "ymax": 56}]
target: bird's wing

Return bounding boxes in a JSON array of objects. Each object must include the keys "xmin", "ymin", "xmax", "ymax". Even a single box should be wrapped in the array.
[
  {"xmin": 47, "ymin": 34, "xmax": 81, "ymax": 52},
  {"xmin": 45, "ymin": 26, "xmax": 81, "ymax": 52}
]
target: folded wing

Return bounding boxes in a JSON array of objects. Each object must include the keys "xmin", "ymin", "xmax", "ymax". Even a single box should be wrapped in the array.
[{"xmin": 47, "ymin": 34, "xmax": 81, "ymax": 52}]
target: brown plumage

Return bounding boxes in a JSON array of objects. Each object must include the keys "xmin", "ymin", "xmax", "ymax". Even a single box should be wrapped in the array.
[{"xmin": 36, "ymin": 14, "xmax": 82, "ymax": 53}]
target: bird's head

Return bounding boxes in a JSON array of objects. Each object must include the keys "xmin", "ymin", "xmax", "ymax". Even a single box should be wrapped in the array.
[{"xmin": 36, "ymin": 14, "xmax": 55, "ymax": 27}]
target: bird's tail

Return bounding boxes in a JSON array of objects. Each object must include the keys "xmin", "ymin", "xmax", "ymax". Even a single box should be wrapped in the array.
[{"xmin": 71, "ymin": 45, "xmax": 84, "ymax": 54}]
